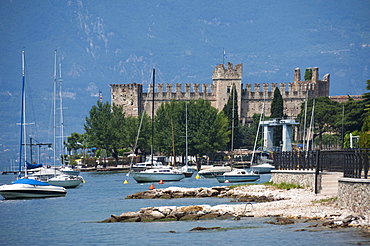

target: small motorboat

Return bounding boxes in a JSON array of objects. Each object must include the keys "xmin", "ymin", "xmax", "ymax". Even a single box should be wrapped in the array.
[
  {"xmin": 215, "ymin": 169, "xmax": 260, "ymax": 183},
  {"xmin": 198, "ymin": 165, "xmax": 232, "ymax": 178},
  {"xmin": 58, "ymin": 166, "xmax": 81, "ymax": 176},
  {"xmin": 0, "ymin": 178, "xmax": 67, "ymax": 199},
  {"xmin": 251, "ymin": 163, "xmax": 275, "ymax": 174}
]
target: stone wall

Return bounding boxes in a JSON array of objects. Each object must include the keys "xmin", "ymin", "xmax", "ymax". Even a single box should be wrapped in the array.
[
  {"xmin": 338, "ymin": 178, "xmax": 370, "ymax": 214},
  {"xmin": 110, "ymin": 63, "xmax": 330, "ymax": 123},
  {"xmin": 271, "ymin": 170, "xmax": 316, "ymax": 188}
]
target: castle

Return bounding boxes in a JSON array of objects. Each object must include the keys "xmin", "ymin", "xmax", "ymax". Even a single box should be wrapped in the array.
[{"xmin": 110, "ymin": 63, "xmax": 330, "ymax": 124}]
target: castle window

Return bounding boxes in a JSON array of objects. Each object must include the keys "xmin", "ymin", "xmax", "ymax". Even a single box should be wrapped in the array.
[{"xmin": 227, "ymin": 86, "xmax": 231, "ymax": 93}]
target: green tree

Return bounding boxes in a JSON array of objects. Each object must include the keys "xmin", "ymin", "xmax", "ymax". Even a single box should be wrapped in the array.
[
  {"xmin": 155, "ymin": 100, "xmax": 185, "ymax": 158},
  {"xmin": 64, "ymin": 132, "xmax": 85, "ymax": 155},
  {"xmin": 341, "ymin": 97, "xmax": 366, "ymax": 135},
  {"xmin": 155, "ymin": 99, "xmax": 230, "ymax": 158},
  {"xmin": 304, "ymin": 68, "xmax": 313, "ymax": 81},
  {"xmin": 84, "ymin": 101, "xmax": 127, "ymax": 164},
  {"xmin": 126, "ymin": 113, "xmax": 152, "ymax": 156},
  {"xmin": 270, "ymin": 87, "xmax": 284, "ymax": 146},
  {"xmin": 298, "ymin": 97, "xmax": 341, "ymax": 149},
  {"xmin": 359, "ymin": 80, "xmax": 370, "ymax": 147},
  {"xmin": 188, "ymin": 99, "xmax": 229, "ymax": 156}
]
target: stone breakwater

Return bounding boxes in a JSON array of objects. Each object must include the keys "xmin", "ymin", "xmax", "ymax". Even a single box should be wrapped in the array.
[
  {"xmin": 103, "ymin": 185, "xmax": 370, "ymax": 231},
  {"xmin": 125, "ymin": 186, "xmax": 282, "ymax": 202}
]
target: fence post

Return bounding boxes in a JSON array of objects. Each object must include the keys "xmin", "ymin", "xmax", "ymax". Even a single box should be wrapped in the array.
[
  {"xmin": 364, "ymin": 149, "xmax": 369, "ymax": 179},
  {"xmin": 314, "ymin": 150, "xmax": 320, "ymax": 194}
]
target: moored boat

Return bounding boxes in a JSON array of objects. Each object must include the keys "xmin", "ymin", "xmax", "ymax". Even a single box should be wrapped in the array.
[
  {"xmin": 198, "ymin": 165, "xmax": 232, "ymax": 178},
  {"xmin": 251, "ymin": 163, "xmax": 275, "ymax": 174},
  {"xmin": 215, "ymin": 168, "xmax": 260, "ymax": 183},
  {"xmin": 131, "ymin": 168, "xmax": 185, "ymax": 183},
  {"xmin": 58, "ymin": 166, "xmax": 80, "ymax": 176},
  {"xmin": 47, "ymin": 174, "xmax": 84, "ymax": 188},
  {"xmin": 0, "ymin": 51, "xmax": 67, "ymax": 200},
  {"xmin": 0, "ymin": 178, "xmax": 66, "ymax": 199}
]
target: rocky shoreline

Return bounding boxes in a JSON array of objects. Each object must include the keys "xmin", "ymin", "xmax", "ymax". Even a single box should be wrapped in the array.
[{"xmin": 103, "ymin": 184, "xmax": 370, "ymax": 233}]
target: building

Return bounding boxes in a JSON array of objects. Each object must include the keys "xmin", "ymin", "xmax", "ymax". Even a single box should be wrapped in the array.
[{"xmin": 110, "ymin": 63, "xmax": 330, "ymax": 124}]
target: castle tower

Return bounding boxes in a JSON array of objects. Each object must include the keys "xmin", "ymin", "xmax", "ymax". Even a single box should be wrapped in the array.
[
  {"xmin": 212, "ymin": 62, "xmax": 243, "ymax": 116},
  {"xmin": 312, "ymin": 67, "xmax": 319, "ymax": 82},
  {"xmin": 110, "ymin": 83, "xmax": 143, "ymax": 117},
  {"xmin": 294, "ymin": 68, "xmax": 301, "ymax": 82}
]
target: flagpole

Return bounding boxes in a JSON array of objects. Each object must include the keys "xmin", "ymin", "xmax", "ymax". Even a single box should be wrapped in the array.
[{"xmin": 223, "ymin": 48, "xmax": 225, "ymax": 65}]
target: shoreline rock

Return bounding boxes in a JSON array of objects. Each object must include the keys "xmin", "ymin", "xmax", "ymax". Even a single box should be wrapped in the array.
[
  {"xmin": 125, "ymin": 186, "xmax": 284, "ymax": 203},
  {"xmin": 103, "ymin": 184, "xmax": 370, "ymax": 233}
]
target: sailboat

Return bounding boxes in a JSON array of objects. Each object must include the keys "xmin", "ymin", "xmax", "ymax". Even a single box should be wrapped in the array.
[
  {"xmin": 28, "ymin": 51, "xmax": 83, "ymax": 188},
  {"xmin": 0, "ymin": 51, "xmax": 67, "ymax": 199},
  {"xmin": 179, "ymin": 102, "xmax": 194, "ymax": 177},
  {"xmin": 47, "ymin": 51, "xmax": 83, "ymax": 188},
  {"xmin": 131, "ymin": 69, "xmax": 185, "ymax": 183},
  {"xmin": 215, "ymin": 84, "xmax": 260, "ymax": 183},
  {"xmin": 249, "ymin": 92, "xmax": 275, "ymax": 174}
]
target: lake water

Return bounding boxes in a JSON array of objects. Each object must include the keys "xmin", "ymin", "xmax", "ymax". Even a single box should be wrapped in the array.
[{"xmin": 0, "ymin": 171, "xmax": 369, "ymax": 246}]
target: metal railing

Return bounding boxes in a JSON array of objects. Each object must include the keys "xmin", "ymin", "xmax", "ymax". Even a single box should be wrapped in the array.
[
  {"xmin": 343, "ymin": 149, "xmax": 369, "ymax": 179},
  {"xmin": 273, "ymin": 149, "xmax": 369, "ymax": 179}
]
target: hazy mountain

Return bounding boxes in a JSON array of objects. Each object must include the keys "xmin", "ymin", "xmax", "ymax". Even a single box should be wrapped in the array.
[{"xmin": 0, "ymin": 0, "xmax": 369, "ymax": 164}]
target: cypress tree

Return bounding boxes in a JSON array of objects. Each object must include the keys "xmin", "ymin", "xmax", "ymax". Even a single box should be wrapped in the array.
[
  {"xmin": 270, "ymin": 87, "xmax": 284, "ymax": 147},
  {"xmin": 304, "ymin": 68, "xmax": 313, "ymax": 81}
]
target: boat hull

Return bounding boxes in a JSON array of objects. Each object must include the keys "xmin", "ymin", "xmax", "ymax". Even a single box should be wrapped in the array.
[
  {"xmin": 131, "ymin": 173, "xmax": 185, "ymax": 183},
  {"xmin": 47, "ymin": 176, "xmax": 83, "ymax": 188},
  {"xmin": 215, "ymin": 174, "xmax": 260, "ymax": 183},
  {"xmin": 0, "ymin": 183, "xmax": 67, "ymax": 199},
  {"xmin": 198, "ymin": 166, "xmax": 232, "ymax": 178},
  {"xmin": 251, "ymin": 164, "xmax": 275, "ymax": 174}
]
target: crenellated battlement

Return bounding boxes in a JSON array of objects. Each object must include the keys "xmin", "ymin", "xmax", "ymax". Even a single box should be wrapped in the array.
[{"xmin": 110, "ymin": 63, "xmax": 330, "ymax": 122}]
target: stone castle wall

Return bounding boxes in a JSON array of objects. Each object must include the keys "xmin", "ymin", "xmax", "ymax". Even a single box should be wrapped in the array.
[{"xmin": 110, "ymin": 63, "xmax": 330, "ymax": 122}]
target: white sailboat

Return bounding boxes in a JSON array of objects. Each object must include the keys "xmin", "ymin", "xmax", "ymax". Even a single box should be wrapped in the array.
[
  {"xmin": 131, "ymin": 69, "xmax": 185, "ymax": 183},
  {"xmin": 215, "ymin": 84, "xmax": 260, "ymax": 183},
  {"xmin": 250, "ymin": 92, "xmax": 275, "ymax": 174},
  {"xmin": 48, "ymin": 51, "xmax": 83, "ymax": 188},
  {"xmin": 0, "ymin": 51, "xmax": 67, "ymax": 199},
  {"xmin": 29, "ymin": 51, "xmax": 83, "ymax": 188},
  {"xmin": 179, "ymin": 102, "xmax": 194, "ymax": 177}
]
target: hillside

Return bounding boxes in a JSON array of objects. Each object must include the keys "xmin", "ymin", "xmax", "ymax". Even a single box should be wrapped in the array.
[{"xmin": 0, "ymin": 0, "xmax": 369, "ymax": 164}]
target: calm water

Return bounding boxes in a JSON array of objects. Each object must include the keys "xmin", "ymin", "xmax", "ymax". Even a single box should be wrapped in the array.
[{"xmin": 0, "ymin": 171, "xmax": 369, "ymax": 246}]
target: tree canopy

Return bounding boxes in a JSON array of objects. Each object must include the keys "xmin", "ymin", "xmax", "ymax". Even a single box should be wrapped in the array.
[
  {"xmin": 298, "ymin": 97, "xmax": 341, "ymax": 149},
  {"xmin": 84, "ymin": 101, "xmax": 127, "ymax": 164},
  {"xmin": 155, "ymin": 99, "xmax": 230, "ymax": 158},
  {"xmin": 270, "ymin": 87, "xmax": 284, "ymax": 146}
]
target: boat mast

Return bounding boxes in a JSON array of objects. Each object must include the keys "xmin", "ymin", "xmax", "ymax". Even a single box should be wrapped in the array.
[
  {"xmin": 53, "ymin": 50, "xmax": 57, "ymax": 171},
  {"xmin": 18, "ymin": 51, "xmax": 26, "ymax": 178},
  {"xmin": 231, "ymin": 84, "xmax": 235, "ymax": 164},
  {"xmin": 59, "ymin": 63, "xmax": 65, "ymax": 165},
  {"xmin": 251, "ymin": 92, "xmax": 266, "ymax": 167},
  {"xmin": 306, "ymin": 99, "xmax": 315, "ymax": 152},
  {"xmin": 151, "ymin": 69, "xmax": 155, "ymax": 166},
  {"xmin": 185, "ymin": 102, "xmax": 188, "ymax": 170},
  {"xmin": 302, "ymin": 89, "xmax": 308, "ymax": 149}
]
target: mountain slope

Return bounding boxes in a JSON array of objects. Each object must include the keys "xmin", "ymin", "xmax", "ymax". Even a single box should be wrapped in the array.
[{"xmin": 0, "ymin": 0, "xmax": 369, "ymax": 163}]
